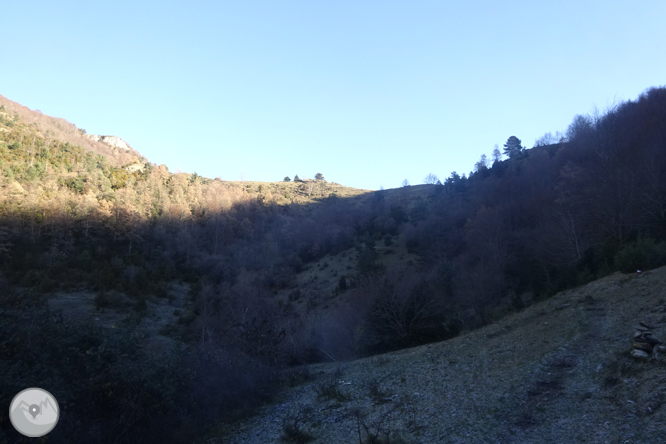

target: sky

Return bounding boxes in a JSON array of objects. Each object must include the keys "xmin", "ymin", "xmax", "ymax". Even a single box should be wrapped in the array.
[{"xmin": 1, "ymin": 1, "xmax": 665, "ymax": 190}]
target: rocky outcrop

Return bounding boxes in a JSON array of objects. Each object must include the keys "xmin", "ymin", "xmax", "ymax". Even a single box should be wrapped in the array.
[
  {"xmin": 85, "ymin": 135, "xmax": 131, "ymax": 151},
  {"xmin": 631, "ymin": 322, "xmax": 663, "ymax": 359},
  {"xmin": 123, "ymin": 163, "xmax": 144, "ymax": 173}
]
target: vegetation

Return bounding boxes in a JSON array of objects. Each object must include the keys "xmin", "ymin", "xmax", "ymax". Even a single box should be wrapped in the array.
[
  {"xmin": 502, "ymin": 135, "xmax": 524, "ymax": 158},
  {"xmin": 2, "ymin": 86, "xmax": 666, "ymax": 442}
]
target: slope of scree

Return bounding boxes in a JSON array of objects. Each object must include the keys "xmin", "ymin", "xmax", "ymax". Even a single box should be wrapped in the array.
[{"xmin": 214, "ymin": 267, "xmax": 666, "ymax": 444}]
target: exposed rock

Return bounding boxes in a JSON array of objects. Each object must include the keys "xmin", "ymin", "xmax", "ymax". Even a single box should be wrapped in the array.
[
  {"xmin": 85, "ymin": 134, "xmax": 131, "ymax": 151},
  {"xmin": 123, "ymin": 163, "xmax": 144, "ymax": 174},
  {"xmin": 631, "ymin": 321, "xmax": 663, "ymax": 357}
]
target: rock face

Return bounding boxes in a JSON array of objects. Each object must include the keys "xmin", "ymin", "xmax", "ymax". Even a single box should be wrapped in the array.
[{"xmin": 85, "ymin": 135, "xmax": 131, "ymax": 151}]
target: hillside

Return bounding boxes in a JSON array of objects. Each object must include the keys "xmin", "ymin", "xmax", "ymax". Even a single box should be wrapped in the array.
[
  {"xmin": 0, "ymin": 94, "xmax": 144, "ymax": 166},
  {"xmin": 216, "ymin": 267, "xmax": 666, "ymax": 444},
  {"xmin": 2, "ymin": 86, "xmax": 666, "ymax": 443}
]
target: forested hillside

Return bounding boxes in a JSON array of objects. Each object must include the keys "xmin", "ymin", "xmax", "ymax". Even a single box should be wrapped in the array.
[{"xmin": 1, "ymin": 86, "xmax": 666, "ymax": 443}]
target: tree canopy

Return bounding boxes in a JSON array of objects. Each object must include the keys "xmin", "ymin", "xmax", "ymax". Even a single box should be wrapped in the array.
[{"xmin": 503, "ymin": 136, "xmax": 523, "ymax": 158}]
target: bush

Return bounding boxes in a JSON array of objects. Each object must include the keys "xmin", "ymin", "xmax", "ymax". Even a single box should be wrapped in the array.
[
  {"xmin": 614, "ymin": 236, "xmax": 666, "ymax": 273},
  {"xmin": 0, "ymin": 304, "xmax": 278, "ymax": 444},
  {"xmin": 280, "ymin": 405, "xmax": 315, "ymax": 443}
]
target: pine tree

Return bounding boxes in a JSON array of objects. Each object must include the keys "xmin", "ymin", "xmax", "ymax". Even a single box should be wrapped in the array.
[{"xmin": 503, "ymin": 136, "xmax": 523, "ymax": 159}]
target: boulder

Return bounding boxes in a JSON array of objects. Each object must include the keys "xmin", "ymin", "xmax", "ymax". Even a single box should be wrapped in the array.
[{"xmin": 631, "ymin": 349, "xmax": 650, "ymax": 359}]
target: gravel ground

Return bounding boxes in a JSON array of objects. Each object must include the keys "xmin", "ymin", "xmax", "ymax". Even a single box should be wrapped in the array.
[{"xmin": 211, "ymin": 269, "xmax": 666, "ymax": 444}]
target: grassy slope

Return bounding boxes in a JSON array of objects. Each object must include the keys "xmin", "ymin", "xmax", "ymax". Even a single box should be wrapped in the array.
[
  {"xmin": 215, "ymin": 267, "xmax": 666, "ymax": 444},
  {"xmin": 269, "ymin": 184, "xmax": 433, "ymax": 324}
]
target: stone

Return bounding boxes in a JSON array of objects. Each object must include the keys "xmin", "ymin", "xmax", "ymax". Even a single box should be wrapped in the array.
[
  {"xmin": 633, "ymin": 340, "xmax": 653, "ymax": 352},
  {"xmin": 644, "ymin": 336, "xmax": 662, "ymax": 345},
  {"xmin": 631, "ymin": 349, "xmax": 650, "ymax": 359},
  {"xmin": 123, "ymin": 163, "xmax": 144, "ymax": 173}
]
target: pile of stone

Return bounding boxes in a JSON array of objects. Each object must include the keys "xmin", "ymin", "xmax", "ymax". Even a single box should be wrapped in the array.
[{"xmin": 631, "ymin": 322, "xmax": 665, "ymax": 359}]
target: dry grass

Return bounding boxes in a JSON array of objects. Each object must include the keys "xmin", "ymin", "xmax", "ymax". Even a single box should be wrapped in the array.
[{"xmin": 228, "ymin": 179, "xmax": 372, "ymax": 208}]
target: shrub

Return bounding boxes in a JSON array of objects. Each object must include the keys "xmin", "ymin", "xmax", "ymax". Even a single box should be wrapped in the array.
[
  {"xmin": 316, "ymin": 367, "xmax": 348, "ymax": 402},
  {"xmin": 0, "ymin": 304, "xmax": 278, "ymax": 444},
  {"xmin": 280, "ymin": 405, "xmax": 315, "ymax": 443},
  {"xmin": 615, "ymin": 236, "xmax": 666, "ymax": 273}
]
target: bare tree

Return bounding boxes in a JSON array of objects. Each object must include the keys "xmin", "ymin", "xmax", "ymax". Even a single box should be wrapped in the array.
[
  {"xmin": 357, "ymin": 273, "xmax": 450, "ymax": 352},
  {"xmin": 534, "ymin": 131, "xmax": 567, "ymax": 147},
  {"xmin": 401, "ymin": 179, "xmax": 410, "ymax": 187},
  {"xmin": 474, "ymin": 154, "xmax": 489, "ymax": 172},
  {"xmin": 492, "ymin": 144, "xmax": 502, "ymax": 163},
  {"xmin": 423, "ymin": 173, "xmax": 439, "ymax": 184}
]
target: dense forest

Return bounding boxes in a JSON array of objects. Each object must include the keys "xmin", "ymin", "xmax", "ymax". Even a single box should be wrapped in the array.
[{"xmin": 1, "ymin": 86, "xmax": 666, "ymax": 443}]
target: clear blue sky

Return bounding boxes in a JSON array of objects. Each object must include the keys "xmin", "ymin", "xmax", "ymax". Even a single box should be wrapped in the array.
[{"xmin": 1, "ymin": 1, "xmax": 665, "ymax": 190}]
